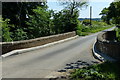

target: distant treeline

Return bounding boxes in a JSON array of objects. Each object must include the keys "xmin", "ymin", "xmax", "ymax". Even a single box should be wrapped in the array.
[{"xmin": 78, "ymin": 18, "xmax": 101, "ymax": 21}]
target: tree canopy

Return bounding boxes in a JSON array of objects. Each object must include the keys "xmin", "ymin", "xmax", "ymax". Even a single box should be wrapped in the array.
[
  {"xmin": 1, "ymin": 1, "xmax": 88, "ymax": 42},
  {"xmin": 59, "ymin": 0, "xmax": 88, "ymax": 16},
  {"xmin": 52, "ymin": 0, "xmax": 88, "ymax": 33},
  {"xmin": 2, "ymin": 2, "xmax": 47, "ymax": 28},
  {"xmin": 100, "ymin": 1, "xmax": 120, "ymax": 26}
]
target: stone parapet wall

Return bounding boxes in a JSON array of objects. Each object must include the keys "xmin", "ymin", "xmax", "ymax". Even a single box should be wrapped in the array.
[
  {"xmin": 1, "ymin": 31, "xmax": 76, "ymax": 54},
  {"xmin": 96, "ymin": 31, "xmax": 120, "ymax": 60}
]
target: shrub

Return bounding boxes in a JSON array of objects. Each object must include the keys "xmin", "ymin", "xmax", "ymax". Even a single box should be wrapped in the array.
[
  {"xmin": 1, "ymin": 18, "xmax": 28, "ymax": 42},
  {"xmin": 76, "ymin": 23, "xmax": 83, "ymax": 31},
  {"xmin": 26, "ymin": 6, "xmax": 52, "ymax": 38},
  {"xmin": 116, "ymin": 28, "xmax": 120, "ymax": 41},
  {"xmin": 70, "ymin": 61, "xmax": 120, "ymax": 80},
  {"xmin": 12, "ymin": 28, "xmax": 28, "ymax": 41},
  {"xmin": 82, "ymin": 19, "xmax": 91, "ymax": 26},
  {"xmin": 0, "ymin": 19, "xmax": 13, "ymax": 42},
  {"xmin": 82, "ymin": 27, "xmax": 90, "ymax": 32}
]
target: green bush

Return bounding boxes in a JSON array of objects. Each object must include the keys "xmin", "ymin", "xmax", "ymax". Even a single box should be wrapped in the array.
[
  {"xmin": 76, "ymin": 22, "xmax": 83, "ymax": 31},
  {"xmin": 82, "ymin": 19, "xmax": 91, "ymax": 26},
  {"xmin": 70, "ymin": 61, "xmax": 120, "ymax": 80},
  {"xmin": 12, "ymin": 28, "xmax": 28, "ymax": 41},
  {"xmin": 116, "ymin": 28, "xmax": 120, "ymax": 41},
  {"xmin": 0, "ymin": 19, "xmax": 13, "ymax": 42},
  {"xmin": 26, "ymin": 6, "xmax": 52, "ymax": 38},
  {"xmin": 82, "ymin": 27, "xmax": 90, "ymax": 32},
  {"xmin": 76, "ymin": 30, "xmax": 89, "ymax": 36},
  {"xmin": 53, "ymin": 9, "xmax": 79, "ymax": 34},
  {"xmin": 76, "ymin": 22, "xmax": 89, "ymax": 36},
  {"xmin": 1, "ymin": 18, "xmax": 29, "ymax": 42}
]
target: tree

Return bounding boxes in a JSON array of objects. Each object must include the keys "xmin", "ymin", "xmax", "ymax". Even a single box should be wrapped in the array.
[
  {"xmin": 100, "ymin": 1, "xmax": 120, "ymax": 25},
  {"xmin": 2, "ymin": 2, "xmax": 47, "ymax": 29},
  {"xmin": 99, "ymin": 8, "xmax": 110, "ymax": 24},
  {"xmin": 100, "ymin": 1, "xmax": 120, "ymax": 42},
  {"xmin": 52, "ymin": 9, "xmax": 79, "ymax": 34},
  {"xmin": 58, "ymin": 0, "xmax": 88, "ymax": 16},
  {"xmin": 111, "ymin": 1, "xmax": 120, "ymax": 26},
  {"xmin": 2, "ymin": 2, "xmax": 48, "ymax": 41},
  {"xmin": 26, "ymin": 6, "xmax": 53, "ymax": 38},
  {"xmin": 52, "ymin": 0, "xmax": 88, "ymax": 33}
]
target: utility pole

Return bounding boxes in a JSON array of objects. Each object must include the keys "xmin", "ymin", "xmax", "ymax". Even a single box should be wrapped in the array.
[{"xmin": 90, "ymin": 6, "xmax": 92, "ymax": 27}]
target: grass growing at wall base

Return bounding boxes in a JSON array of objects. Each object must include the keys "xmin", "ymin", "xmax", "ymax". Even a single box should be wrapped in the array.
[{"xmin": 69, "ymin": 61, "xmax": 120, "ymax": 80}]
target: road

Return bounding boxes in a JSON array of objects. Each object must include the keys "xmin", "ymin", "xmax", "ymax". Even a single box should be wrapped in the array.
[{"xmin": 2, "ymin": 28, "xmax": 114, "ymax": 78}]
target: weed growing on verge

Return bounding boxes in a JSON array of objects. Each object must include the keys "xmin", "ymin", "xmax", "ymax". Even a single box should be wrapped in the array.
[{"xmin": 70, "ymin": 61, "xmax": 120, "ymax": 80}]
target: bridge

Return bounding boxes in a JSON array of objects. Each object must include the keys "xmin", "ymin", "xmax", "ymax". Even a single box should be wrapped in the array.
[{"xmin": 1, "ymin": 27, "xmax": 115, "ymax": 78}]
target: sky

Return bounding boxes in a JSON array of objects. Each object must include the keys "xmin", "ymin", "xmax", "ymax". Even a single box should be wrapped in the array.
[{"xmin": 47, "ymin": 0, "xmax": 114, "ymax": 18}]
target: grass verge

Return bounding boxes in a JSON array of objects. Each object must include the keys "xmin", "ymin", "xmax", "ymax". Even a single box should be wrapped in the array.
[{"xmin": 76, "ymin": 21, "xmax": 114, "ymax": 36}]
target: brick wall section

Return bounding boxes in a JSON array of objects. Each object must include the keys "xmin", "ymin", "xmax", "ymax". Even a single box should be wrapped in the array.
[
  {"xmin": 0, "ymin": 31, "xmax": 76, "ymax": 54},
  {"xmin": 96, "ymin": 31, "xmax": 120, "ymax": 60}
]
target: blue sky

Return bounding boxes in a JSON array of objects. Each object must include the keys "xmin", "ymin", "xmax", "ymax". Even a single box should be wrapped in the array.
[{"xmin": 47, "ymin": 0, "xmax": 114, "ymax": 18}]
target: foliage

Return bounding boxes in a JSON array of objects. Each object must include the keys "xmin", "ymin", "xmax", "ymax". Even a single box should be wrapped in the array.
[
  {"xmin": 1, "ymin": 18, "xmax": 29, "ymax": 42},
  {"xmin": 115, "ymin": 28, "xmax": 120, "ymax": 41},
  {"xmin": 2, "ymin": 2, "xmax": 47, "ymax": 28},
  {"xmin": 2, "ymin": 2, "xmax": 50, "ymax": 42},
  {"xmin": 76, "ymin": 21, "xmax": 89, "ymax": 36},
  {"xmin": 100, "ymin": 1, "xmax": 120, "ymax": 26},
  {"xmin": 26, "ymin": 6, "xmax": 53, "ymax": 39},
  {"xmin": 52, "ymin": 0, "xmax": 88, "ymax": 34},
  {"xmin": 53, "ymin": 9, "xmax": 79, "ymax": 34},
  {"xmin": 99, "ymin": 7, "xmax": 110, "ymax": 24},
  {"xmin": 1, "ymin": 1, "xmax": 114, "ymax": 42},
  {"xmin": 1, "ymin": 1, "xmax": 88, "ymax": 42},
  {"xmin": 70, "ymin": 61, "xmax": 120, "ymax": 80},
  {"xmin": 12, "ymin": 28, "xmax": 28, "ymax": 41},
  {"xmin": 59, "ymin": 0, "xmax": 88, "ymax": 16},
  {"xmin": 82, "ymin": 19, "xmax": 91, "ymax": 26},
  {"xmin": 0, "ymin": 19, "xmax": 13, "ymax": 42},
  {"xmin": 76, "ymin": 21, "xmax": 113, "ymax": 36},
  {"xmin": 100, "ymin": 1, "xmax": 120, "ymax": 42},
  {"xmin": 2, "ymin": 2, "xmax": 84, "ymax": 41}
]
